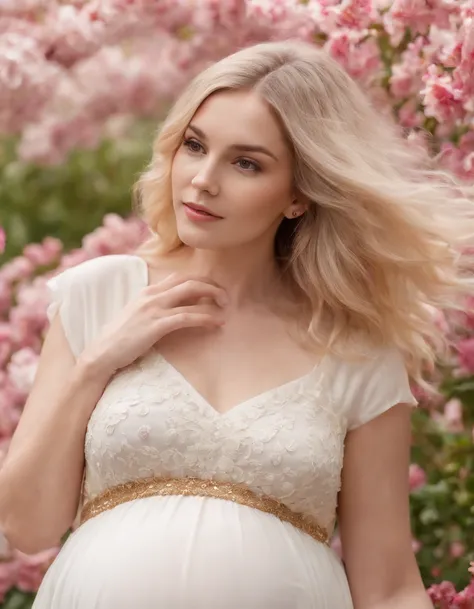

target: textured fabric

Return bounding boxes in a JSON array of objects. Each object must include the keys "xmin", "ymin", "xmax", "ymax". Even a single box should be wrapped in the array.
[{"xmin": 33, "ymin": 254, "xmax": 418, "ymax": 609}]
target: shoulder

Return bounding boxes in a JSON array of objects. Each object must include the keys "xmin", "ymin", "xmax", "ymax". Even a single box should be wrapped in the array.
[
  {"xmin": 46, "ymin": 254, "xmax": 148, "ymax": 357},
  {"xmin": 335, "ymin": 344, "xmax": 406, "ymax": 379},
  {"xmin": 328, "ymin": 335, "xmax": 406, "ymax": 377},
  {"xmin": 47, "ymin": 254, "xmax": 147, "ymax": 294},
  {"xmin": 328, "ymin": 343, "xmax": 417, "ymax": 431}
]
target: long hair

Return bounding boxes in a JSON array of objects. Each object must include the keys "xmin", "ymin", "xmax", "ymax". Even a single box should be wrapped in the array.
[{"xmin": 133, "ymin": 40, "xmax": 474, "ymax": 389}]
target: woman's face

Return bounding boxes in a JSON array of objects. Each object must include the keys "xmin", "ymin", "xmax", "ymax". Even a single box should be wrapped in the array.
[{"xmin": 171, "ymin": 89, "xmax": 301, "ymax": 251}]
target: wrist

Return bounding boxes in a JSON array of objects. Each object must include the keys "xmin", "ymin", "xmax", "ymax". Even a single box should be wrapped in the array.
[{"xmin": 74, "ymin": 350, "xmax": 115, "ymax": 386}]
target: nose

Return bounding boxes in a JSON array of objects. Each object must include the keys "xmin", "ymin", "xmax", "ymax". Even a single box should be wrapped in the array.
[{"xmin": 191, "ymin": 162, "xmax": 219, "ymax": 197}]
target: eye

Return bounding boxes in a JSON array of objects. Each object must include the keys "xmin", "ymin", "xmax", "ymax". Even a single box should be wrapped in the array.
[
  {"xmin": 235, "ymin": 158, "xmax": 261, "ymax": 172},
  {"xmin": 183, "ymin": 138, "xmax": 204, "ymax": 154}
]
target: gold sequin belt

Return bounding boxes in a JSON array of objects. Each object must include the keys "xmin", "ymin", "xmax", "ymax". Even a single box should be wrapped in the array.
[{"xmin": 80, "ymin": 476, "xmax": 329, "ymax": 545}]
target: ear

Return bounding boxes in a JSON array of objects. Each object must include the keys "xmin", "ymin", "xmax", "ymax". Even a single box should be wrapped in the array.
[{"xmin": 284, "ymin": 196, "xmax": 308, "ymax": 220}]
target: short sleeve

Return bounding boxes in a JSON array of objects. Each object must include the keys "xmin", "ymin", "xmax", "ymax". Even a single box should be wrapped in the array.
[
  {"xmin": 341, "ymin": 347, "xmax": 418, "ymax": 431},
  {"xmin": 46, "ymin": 264, "xmax": 87, "ymax": 358},
  {"xmin": 45, "ymin": 254, "xmax": 147, "ymax": 359}
]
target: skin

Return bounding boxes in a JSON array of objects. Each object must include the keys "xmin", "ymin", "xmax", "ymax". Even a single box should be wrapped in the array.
[{"xmin": 160, "ymin": 88, "xmax": 432, "ymax": 609}]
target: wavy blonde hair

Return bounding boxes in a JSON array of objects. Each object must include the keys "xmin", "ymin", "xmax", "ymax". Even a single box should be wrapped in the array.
[{"xmin": 134, "ymin": 40, "xmax": 474, "ymax": 389}]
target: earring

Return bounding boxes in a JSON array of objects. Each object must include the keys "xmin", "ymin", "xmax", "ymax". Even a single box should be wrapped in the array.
[{"xmin": 292, "ymin": 211, "xmax": 300, "ymax": 218}]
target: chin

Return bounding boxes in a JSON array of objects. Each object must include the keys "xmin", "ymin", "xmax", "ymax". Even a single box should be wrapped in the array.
[{"xmin": 175, "ymin": 225, "xmax": 220, "ymax": 250}]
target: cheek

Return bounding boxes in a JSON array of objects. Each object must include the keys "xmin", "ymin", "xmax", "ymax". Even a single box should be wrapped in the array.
[
  {"xmin": 237, "ymin": 176, "xmax": 292, "ymax": 215},
  {"xmin": 171, "ymin": 153, "xmax": 188, "ymax": 191}
]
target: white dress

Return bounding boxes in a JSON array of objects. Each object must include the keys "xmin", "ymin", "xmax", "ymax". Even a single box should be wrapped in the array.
[{"xmin": 32, "ymin": 254, "xmax": 417, "ymax": 609}]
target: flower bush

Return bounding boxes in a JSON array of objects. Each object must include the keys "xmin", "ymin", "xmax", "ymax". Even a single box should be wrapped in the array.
[
  {"xmin": 0, "ymin": 0, "xmax": 473, "ymax": 179},
  {"xmin": 1, "ymin": 0, "xmax": 474, "ymax": 607},
  {"xmin": 0, "ymin": 124, "xmax": 152, "ymax": 261}
]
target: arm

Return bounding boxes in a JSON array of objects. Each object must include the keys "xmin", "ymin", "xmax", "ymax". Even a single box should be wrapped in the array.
[
  {"xmin": 337, "ymin": 403, "xmax": 433, "ymax": 609},
  {"xmin": 0, "ymin": 267, "xmax": 227, "ymax": 555},
  {"xmin": 0, "ymin": 314, "xmax": 112, "ymax": 554}
]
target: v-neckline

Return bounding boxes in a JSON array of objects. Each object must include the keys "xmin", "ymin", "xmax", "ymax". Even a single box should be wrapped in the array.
[
  {"xmin": 154, "ymin": 351, "xmax": 326, "ymax": 417},
  {"xmin": 131, "ymin": 254, "xmax": 327, "ymax": 416}
]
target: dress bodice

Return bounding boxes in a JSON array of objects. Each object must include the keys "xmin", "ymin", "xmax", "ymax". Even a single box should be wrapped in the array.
[
  {"xmin": 46, "ymin": 254, "xmax": 417, "ymax": 537},
  {"xmin": 84, "ymin": 350, "xmax": 346, "ymax": 534}
]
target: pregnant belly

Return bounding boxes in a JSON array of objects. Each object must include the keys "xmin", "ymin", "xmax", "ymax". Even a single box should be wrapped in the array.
[{"xmin": 35, "ymin": 496, "xmax": 352, "ymax": 609}]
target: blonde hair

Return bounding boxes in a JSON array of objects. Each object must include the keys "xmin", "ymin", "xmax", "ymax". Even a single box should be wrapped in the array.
[{"xmin": 133, "ymin": 40, "xmax": 474, "ymax": 390}]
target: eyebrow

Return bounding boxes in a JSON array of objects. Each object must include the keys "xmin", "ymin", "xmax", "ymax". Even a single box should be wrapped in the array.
[{"xmin": 187, "ymin": 124, "xmax": 279, "ymax": 161}]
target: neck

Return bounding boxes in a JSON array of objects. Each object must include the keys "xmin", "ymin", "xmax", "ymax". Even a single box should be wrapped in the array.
[{"xmin": 174, "ymin": 242, "xmax": 286, "ymax": 306}]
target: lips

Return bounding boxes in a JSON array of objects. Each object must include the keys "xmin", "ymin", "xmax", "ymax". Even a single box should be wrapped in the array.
[{"xmin": 183, "ymin": 202, "xmax": 222, "ymax": 218}]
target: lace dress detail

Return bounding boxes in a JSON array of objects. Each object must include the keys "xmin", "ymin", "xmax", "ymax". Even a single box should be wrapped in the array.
[
  {"xmin": 32, "ymin": 255, "xmax": 417, "ymax": 609},
  {"xmin": 84, "ymin": 350, "xmax": 346, "ymax": 536}
]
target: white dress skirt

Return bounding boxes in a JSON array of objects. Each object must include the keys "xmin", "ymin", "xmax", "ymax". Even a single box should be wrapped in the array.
[
  {"xmin": 31, "ymin": 254, "xmax": 417, "ymax": 609},
  {"xmin": 33, "ymin": 495, "xmax": 352, "ymax": 608}
]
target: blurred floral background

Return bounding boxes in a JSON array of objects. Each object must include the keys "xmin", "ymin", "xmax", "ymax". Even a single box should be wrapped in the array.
[{"xmin": 1, "ymin": 0, "xmax": 474, "ymax": 607}]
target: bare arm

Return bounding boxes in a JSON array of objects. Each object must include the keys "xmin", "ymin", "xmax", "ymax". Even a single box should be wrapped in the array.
[
  {"xmin": 0, "ymin": 273, "xmax": 227, "ymax": 555},
  {"xmin": 0, "ymin": 314, "xmax": 111, "ymax": 554},
  {"xmin": 338, "ymin": 404, "xmax": 433, "ymax": 609}
]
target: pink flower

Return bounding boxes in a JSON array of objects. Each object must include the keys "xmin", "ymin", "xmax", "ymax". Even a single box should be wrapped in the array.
[
  {"xmin": 15, "ymin": 547, "xmax": 59, "ymax": 593},
  {"xmin": 450, "ymin": 541, "xmax": 466, "ymax": 558},
  {"xmin": 398, "ymin": 99, "xmax": 424, "ymax": 128},
  {"xmin": 390, "ymin": 37, "xmax": 426, "ymax": 99},
  {"xmin": 41, "ymin": 237, "xmax": 63, "ymax": 260},
  {"xmin": 428, "ymin": 580, "xmax": 457, "ymax": 606},
  {"xmin": 0, "ymin": 256, "xmax": 35, "ymax": 282},
  {"xmin": 452, "ymin": 15, "xmax": 474, "ymax": 109},
  {"xmin": 452, "ymin": 576, "xmax": 474, "ymax": 609},
  {"xmin": 7, "ymin": 348, "xmax": 39, "ymax": 394},
  {"xmin": 325, "ymin": 30, "xmax": 382, "ymax": 84},
  {"xmin": 421, "ymin": 65, "xmax": 466, "ymax": 126},
  {"xmin": 459, "ymin": 296, "xmax": 474, "ymax": 330},
  {"xmin": 385, "ymin": 0, "xmax": 459, "ymax": 43},
  {"xmin": 442, "ymin": 399, "xmax": 464, "ymax": 433},
  {"xmin": 318, "ymin": 0, "xmax": 380, "ymax": 31},
  {"xmin": 0, "ymin": 31, "xmax": 61, "ymax": 135},
  {"xmin": 0, "ymin": 0, "xmax": 48, "ymax": 16},
  {"xmin": 439, "ymin": 131, "xmax": 474, "ymax": 180},
  {"xmin": 0, "ymin": 560, "xmax": 17, "ymax": 602},
  {"xmin": 439, "ymin": 142, "xmax": 474, "ymax": 180},
  {"xmin": 409, "ymin": 464, "xmax": 427, "ymax": 491},
  {"xmin": 23, "ymin": 240, "xmax": 62, "ymax": 266},
  {"xmin": 0, "ymin": 228, "xmax": 5, "ymax": 254},
  {"xmin": 457, "ymin": 338, "xmax": 474, "ymax": 374}
]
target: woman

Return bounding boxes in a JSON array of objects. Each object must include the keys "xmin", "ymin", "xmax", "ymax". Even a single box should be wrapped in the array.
[{"xmin": 0, "ymin": 40, "xmax": 472, "ymax": 609}]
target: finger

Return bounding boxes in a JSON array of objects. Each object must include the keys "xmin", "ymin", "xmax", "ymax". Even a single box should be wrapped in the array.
[
  {"xmin": 158, "ymin": 280, "xmax": 228, "ymax": 308},
  {"xmin": 155, "ymin": 312, "xmax": 224, "ymax": 336},
  {"xmin": 169, "ymin": 304, "xmax": 226, "ymax": 320},
  {"xmin": 145, "ymin": 273, "xmax": 224, "ymax": 294}
]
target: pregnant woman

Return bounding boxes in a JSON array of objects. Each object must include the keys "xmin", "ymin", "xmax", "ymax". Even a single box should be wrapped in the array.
[{"xmin": 2, "ymin": 40, "xmax": 472, "ymax": 609}]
